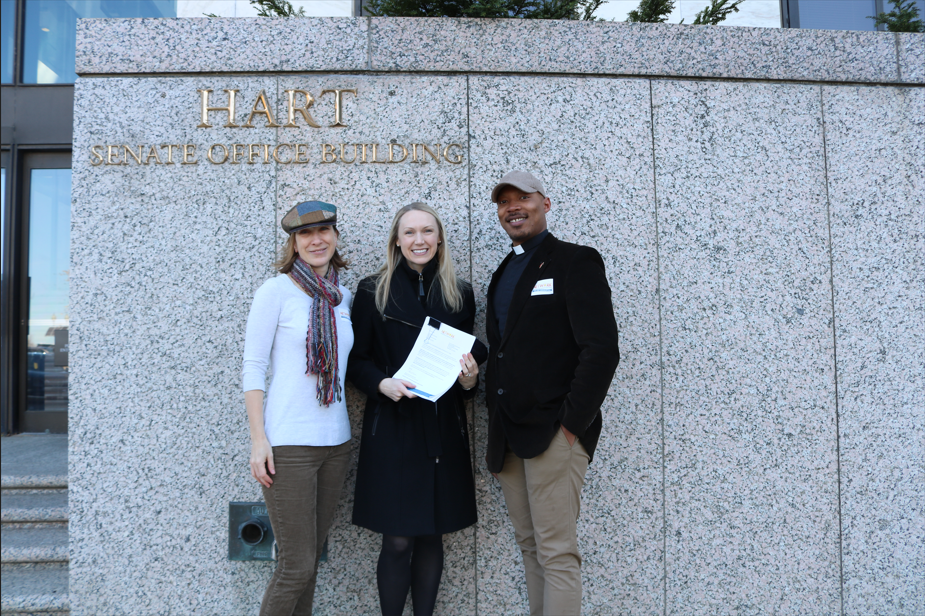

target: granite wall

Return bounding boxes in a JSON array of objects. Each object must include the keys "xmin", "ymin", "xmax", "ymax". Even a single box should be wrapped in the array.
[{"xmin": 69, "ymin": 17, "xmax": 923, "ymax": 616}]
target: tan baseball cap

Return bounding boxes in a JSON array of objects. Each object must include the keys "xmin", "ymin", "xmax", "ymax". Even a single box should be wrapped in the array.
[{"xmin": 491, "ymin": 170, "xmax": 545, "ymax": 203}]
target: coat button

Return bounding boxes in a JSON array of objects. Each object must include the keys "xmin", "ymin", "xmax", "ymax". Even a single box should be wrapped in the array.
[
  {"xmin": 497, "ymin": 352, "xmax": 503, "ymax": 358},
  {"xmin": 497, "ymin": 389, "xmax": 504, "ymax": 395}
]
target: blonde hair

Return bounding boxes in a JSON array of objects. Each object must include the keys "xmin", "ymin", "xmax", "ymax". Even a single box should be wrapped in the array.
[
  {"xmin": 375, "ymin": 203, "xmax": 466, "ymax": 314},
  {"xmin": 274, "ymin": 226, "xmax": 349, "ymax": 274}
]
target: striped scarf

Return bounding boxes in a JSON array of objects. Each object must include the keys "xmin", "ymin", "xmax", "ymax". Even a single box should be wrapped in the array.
[{"xmin": 289, "ymin": 257, "xmax": 344, "ymax": 406}]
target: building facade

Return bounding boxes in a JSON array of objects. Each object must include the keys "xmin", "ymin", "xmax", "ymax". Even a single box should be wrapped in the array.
[
  {"xmin": 4, "ymin": 0, "xmax": 918, "ymax": 436},
  {"xmin": 63, "ymin": 14, "xmax": 923, "ymax": 616}
]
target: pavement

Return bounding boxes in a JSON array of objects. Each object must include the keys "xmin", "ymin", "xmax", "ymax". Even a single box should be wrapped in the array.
[{"xmin": 1, "ymin": 434, "xmax": 68, "ymax": 479}]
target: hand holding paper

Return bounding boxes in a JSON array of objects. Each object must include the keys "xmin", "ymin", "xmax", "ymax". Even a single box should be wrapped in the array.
[{"xmin": 392, "ymin": 317, "xmax": 476, "ymax": 402}]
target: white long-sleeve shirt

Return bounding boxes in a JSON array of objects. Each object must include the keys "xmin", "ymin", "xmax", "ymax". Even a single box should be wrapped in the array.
[{"xmin": 242, "ymin": 274, "xmax": 354, "ymax": 447}]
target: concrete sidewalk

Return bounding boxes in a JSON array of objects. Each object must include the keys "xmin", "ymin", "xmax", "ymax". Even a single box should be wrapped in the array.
[{"xmin": 1, "ymin": 434, "xmax": 68, "ymax": 481}]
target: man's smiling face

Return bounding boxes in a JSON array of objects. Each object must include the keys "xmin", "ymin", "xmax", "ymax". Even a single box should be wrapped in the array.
[{"xmin": 496, "ymin": 187, "xmax": 551, "ymax": 246}]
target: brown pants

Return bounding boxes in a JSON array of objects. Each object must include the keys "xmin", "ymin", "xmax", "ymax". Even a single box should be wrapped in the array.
[
  {"xmin": 259, "ymin": 442, "xmax": 351, "ymax": 616},
  {"xmin": 497, "ymin": 429, "xmax": 590, "ymax": 616}
]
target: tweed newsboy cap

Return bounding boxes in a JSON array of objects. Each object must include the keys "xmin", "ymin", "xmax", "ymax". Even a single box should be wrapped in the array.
[
  {"xmin": 491, "ymin": 170, "xmax": 546, "ymax": 203},
  {"xmin": 281, "ymin": 200, "xmax": 337, "ymax": 234}
]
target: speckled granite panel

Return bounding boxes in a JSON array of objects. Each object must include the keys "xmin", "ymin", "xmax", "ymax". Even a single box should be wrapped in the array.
[
  {"xmin": 75, "ymin": 17, "xmax": 368, "ymax": 75},
  {"xmin": 371, "ymin": 18, "xmax": 898, "ymax": 83},
  {"xmin": 897, "ymin": 32, "xmax": 925, "ymax": 84},
  {"xmin": 468, "ymin": 75, "xmax": 662, "ymax": 615},
  {"xmin": 69, "ymin": 76, "xmax": 279, "ymax": 616},
  {"xmin": 653, "ymin": 80, "xmax": 841, "ymax": 614},
  {"xmin": 823, "ymin": 85, "xmax": 925, "ymax": 616},
  {"xmin": 273, "ymin": 74, "xmax": 473, "ymax": 616}
]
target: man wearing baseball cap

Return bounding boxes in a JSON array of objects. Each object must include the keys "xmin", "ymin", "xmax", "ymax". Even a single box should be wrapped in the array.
[{"xmin": 485, "ymin": 171, "xmax": 620, "ymax": 615}]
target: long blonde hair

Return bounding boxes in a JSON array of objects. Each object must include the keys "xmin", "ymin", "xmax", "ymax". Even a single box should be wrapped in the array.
[{"xmin": 375, "ymin": 203, "xmax": 466, "ymax": 314}]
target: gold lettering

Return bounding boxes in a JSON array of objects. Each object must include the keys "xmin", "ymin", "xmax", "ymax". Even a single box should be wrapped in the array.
[
  {"xmin": 284, "ymin": 89, "xmax": 321, "ymax": 128},
  {"xmin": 123, "ymin": 145, "xmax": 144, "ymax": 165},
  {"xmin": 182, "ymin": 144, "xmax": 198, "ymax": 165},
  {"xmin": 388, "ymin": 143, "xmax": 408, "ymax": 163},
  {"xmin": 339, "ymin": 143, "xmax": 357, "ymax": 164},
  {"xmin": 410, "ymin": 144, "xmax": 419, "ymax": 163},
  {"xmin": 443, "ymin": 143, "xmax": 463, "ymax": 164},
  {"xmin": 359, "ymin": 144, "xmax": 368, "ymax": 163},
  {"xmin": 273, "ymin": 144, "xmax": 293, "ymax": 164},
  {"xmin": 207, "ymin": 144, "xmax": 228, "ymax": 164},
  {"xmin": 231, "ymin": 144, "xmax": 246, "ymax": 164},
  {"xmin": 370, "ymin": 143, "xmax": 388, "ymax": 164},
  {"xmin": 106, "ymin": 145, "xmax": 123, "ymax": 166},
  {"xmin": 160, "ymin": 144, "xmax": 179, "ymax": 164},
  {"xmin": 421, "ymin": 144, "xmax": 440, "ymax": 164},
  {"xmin": 145, "ymin": 145, "xmax": 162, "ymax": 165},
  {"xmin": 262, "ymin": 144, "xmax": 271, "ymax": 164},
  {"xmin": 321, "ymin": 144, "xmax": 338, "ymax": 163},
  {"xmin": 197, "ymin": 89, "xmax": 239, "ymax": 128},
  {"xmin": 90, "ymin": 145, "xmax": 104, "ymax": 166},
  {"xmin": 247, "ymin": 144, "xmax": 261, "ymax": 164},
  {"xmin": 294, "ymin": 144, "xmax": 309, "ymax": 164},
  {"xmin": 243, "ymin": 90, "xmax": 280, "ymax": 128},
  {"xmin": 320, "ymin": 88, "xmax": 357, "ymax": 128}
]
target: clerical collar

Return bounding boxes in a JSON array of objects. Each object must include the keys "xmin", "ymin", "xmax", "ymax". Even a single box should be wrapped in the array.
[{"xmin": 511, "ymin": 229, "xmax": 549, "ymax": 256}]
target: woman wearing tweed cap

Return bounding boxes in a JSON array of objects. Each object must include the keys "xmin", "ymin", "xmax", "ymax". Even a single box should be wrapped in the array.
[{"xmin": 242, "ymin": 201, "xmax": 353, "ymax": 616}]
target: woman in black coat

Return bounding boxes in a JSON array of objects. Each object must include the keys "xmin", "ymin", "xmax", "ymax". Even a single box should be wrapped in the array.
[{"xmin": 347, "ymin": 202, "xmax": 488, "ymax": 616}]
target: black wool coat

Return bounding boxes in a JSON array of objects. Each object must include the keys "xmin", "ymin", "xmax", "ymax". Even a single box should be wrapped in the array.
[
  {"xmin": 486, "ymin": 233, "xmax": 621, "ymax": 474},
  {"xmin": 348, "ymin": 259, "xmax": 488, "ymax": 536}
]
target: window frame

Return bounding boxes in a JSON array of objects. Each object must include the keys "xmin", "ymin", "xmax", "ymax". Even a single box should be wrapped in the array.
[
  {"xmin": 781, "ymin": 0, "xmax": 899, "ymax": 30},
  {"xmin": 16, "ymin": 149, "xmax": 71, "ymax": 434}
]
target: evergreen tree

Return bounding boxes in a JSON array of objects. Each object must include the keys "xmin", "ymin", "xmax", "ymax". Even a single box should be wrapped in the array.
[
  {"xmin": 626, "ymin": 0, "xmax": 744, "ymax": 24},
  {"xmin": 251, "ymin": 0, "xmax": 307, "ymax": 16},
  {"xmin": 205, "ymin": 0, "xmax": 307, "ymax": 17},
  {"xmin": 364, "ymin": 0, "xmax": 605, "ymax": 19},
  {"xmin": 869, "ymin": 0, "xmax": 925, "ymax": 32},
  {"xmin": 686, "ymin": 0, "xmax": 744, "ymax": 25}
]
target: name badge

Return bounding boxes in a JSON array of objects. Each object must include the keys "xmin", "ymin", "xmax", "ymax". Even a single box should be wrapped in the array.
[{"xmin": 531, "ymin": 279, "xmax": 554, "ymax": 296}]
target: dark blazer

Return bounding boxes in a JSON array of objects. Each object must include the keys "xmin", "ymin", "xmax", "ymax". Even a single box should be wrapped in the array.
[
  {"xmin": 348, "ymin": 259, "xmax": 489, "ymax": 536},
  {"xmin": 485, "ymin": 233, "xmax": 620, "ymax": 474}
]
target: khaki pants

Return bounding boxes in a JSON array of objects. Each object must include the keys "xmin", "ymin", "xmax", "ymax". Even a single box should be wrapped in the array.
[
  {"xmin": 497, "ymin": 429, "xmax": 590, "ymax": 616},
  {"xmin": 260, "ymin": 442, "xmax": 351, "ymax": 616}
]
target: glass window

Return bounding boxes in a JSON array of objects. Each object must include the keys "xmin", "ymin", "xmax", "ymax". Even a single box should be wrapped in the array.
[
  {"xmin": 788, "ymin": 0, "xmax": 925, "ymax": 30},
  {"xmin": 27, "ymin": 167, "xmax": 71, "ymax": 412},
  {"xmin": 22, "ymin": 0, "xmax": 177, "ymax": 84},
  {"xmin": 1, "ymin": 0, "xmax": 14, "ymax": 83},
  {"xmin": 791, "ymin": 0, "xmax": 879, "ymax": 30}
]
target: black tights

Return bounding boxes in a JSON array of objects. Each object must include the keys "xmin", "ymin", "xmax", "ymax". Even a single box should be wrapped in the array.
[{"xmin": 377, "ymin": 533, "xmax": 444, "ymax": 616}]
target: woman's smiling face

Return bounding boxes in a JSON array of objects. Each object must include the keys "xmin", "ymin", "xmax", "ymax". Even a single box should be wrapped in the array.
[
  {"xmin": 295, "ymin": 225, "xmax": 338, "ymax": 275},
  {"xmin": 397, "ymin": 210, "xmax": 440, "ymax": 273}
]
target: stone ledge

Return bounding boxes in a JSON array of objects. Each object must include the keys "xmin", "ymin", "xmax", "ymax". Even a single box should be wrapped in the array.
[
  {"xmin": 370, "ymin": 18, "xmax": 902, "ymax": 83},
  {"xmin": 0, "ymin": 546, "xmax": 69, "ymax": 565},
  {"xmin": 73, "ymin": 16, "xmax": 920, "ymax": 84},
  {"xmin": 0, "ymin": 528, "xmax": 69, "ymax": 565},
  {"xmin": 897, "ymin": 32, "xmax": 924, "ymax": 83},
  {"xmin": 1, "ymin": 509, "xmax": 68, "ymax": 524},
  {"xmin": 0, "ymin": 595, "xmax": 69, "ymax": 614},
  {"xmin": 0, "ymin": 477, "xmax": 67, "ymax": 490},
  {"xmin": 0, "ymin": 595, "xmax": 70, "ymax": 616},
  {"xmin": 75, "ymin": 17, "xmax": 368, "ymax": 75}
]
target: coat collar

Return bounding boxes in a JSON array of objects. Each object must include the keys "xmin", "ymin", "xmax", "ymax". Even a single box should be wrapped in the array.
[
  {"xmin": 384, "ymin": 258, "xmax": 466, "ymax": 328},
  {"xmin": 496, "ymin": 232, "xmax": 557, "ymax": 348}
]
